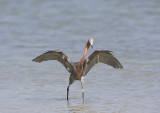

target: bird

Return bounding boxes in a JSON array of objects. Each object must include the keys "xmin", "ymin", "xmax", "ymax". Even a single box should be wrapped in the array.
[{"xmin": 32, "ymin": 38, "xmax": 123, "ymax": 100}]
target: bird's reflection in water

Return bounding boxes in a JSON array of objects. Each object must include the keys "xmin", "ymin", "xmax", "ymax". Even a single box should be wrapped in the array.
[{"xmin": 67, "ymin": 100, "xmax": 87, "ymax": 113}]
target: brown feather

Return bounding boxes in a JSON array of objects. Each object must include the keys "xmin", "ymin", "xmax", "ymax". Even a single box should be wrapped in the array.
[
  {"xmin": 32, "ymin": 50, "xmax": 72, "ymax": 73},
  {"xmin": 83, "ymin": 50, "xmax": 123, "ymax": 75}
]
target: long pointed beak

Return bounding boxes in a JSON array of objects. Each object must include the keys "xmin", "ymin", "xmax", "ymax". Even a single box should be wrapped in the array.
[{"xmin": 91, "ymin": 45, "xmax": 93, "ymax": 49}]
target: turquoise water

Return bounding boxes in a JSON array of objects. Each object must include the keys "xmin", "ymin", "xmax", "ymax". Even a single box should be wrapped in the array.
[{"xmin": 0, "ymin": 0, "xmax": 160, "ymax": 112}]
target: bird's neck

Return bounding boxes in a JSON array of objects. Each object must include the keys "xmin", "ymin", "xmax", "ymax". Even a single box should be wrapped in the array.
[{"xmin": 79, "ymin": 41, "xmax": 90, "ymax": 66}]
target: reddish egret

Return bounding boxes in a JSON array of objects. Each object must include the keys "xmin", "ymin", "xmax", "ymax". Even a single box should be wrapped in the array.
[{"xmin": 32, "ymin": 38, "xmax": 123, "ymax": 100}]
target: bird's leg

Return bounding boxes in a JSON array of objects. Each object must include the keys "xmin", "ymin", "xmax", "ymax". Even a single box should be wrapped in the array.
[
  {"xmin": 67, "ymin": 84, "xmax": 70, "ymax": 100},
  {"xmin": 81, "ymin": 76, "xmax": 85, "ymax": 101},
  {"xmin": 67, "ymin": 76, "xmax": 74, "ymax": 100},
  {"xmin": 67, "ymin": 77, "xmax": 70, "ymax": 100}
]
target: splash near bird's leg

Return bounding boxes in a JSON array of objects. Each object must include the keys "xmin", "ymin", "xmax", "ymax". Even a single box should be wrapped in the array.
[{"xmin": 81, "ymin": 76, "xmax": 85, "ymax": 101}]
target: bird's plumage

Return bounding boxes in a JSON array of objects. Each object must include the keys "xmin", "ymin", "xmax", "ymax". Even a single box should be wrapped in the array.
[
  {"xmin": 83, "ymin": 50, "xmax": 123, "ymax": 75},
  {"xmin": 32, "ymin": 50, "xmax": 72, "ymax": 73}
]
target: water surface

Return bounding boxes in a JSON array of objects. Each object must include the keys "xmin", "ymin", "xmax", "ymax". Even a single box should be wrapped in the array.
[{"xmin": 0, "ymin": 0, "xmax": 160, "ymax": 113}]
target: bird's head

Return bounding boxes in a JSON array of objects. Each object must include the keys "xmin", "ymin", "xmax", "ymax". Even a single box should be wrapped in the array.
[{"xmin": 89, "ymin": 38, "xmax": 94, "ymax": 49}]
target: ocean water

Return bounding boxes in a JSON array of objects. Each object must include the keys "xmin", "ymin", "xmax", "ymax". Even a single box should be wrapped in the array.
[{"xmin": 0, "ymin": 0, "xmax": 160, "ymax": 113}]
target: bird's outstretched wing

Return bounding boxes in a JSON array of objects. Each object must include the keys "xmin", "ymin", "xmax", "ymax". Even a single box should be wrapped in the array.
[
  {"xmin": 32, "ymin": 50, "xmax": 72, "ymax": 73},
  {"xmin": 83, "ymin": 50, "xmax": 123, "ymax": 75}
]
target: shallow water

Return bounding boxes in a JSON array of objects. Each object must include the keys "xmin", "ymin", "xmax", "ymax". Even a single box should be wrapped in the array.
[{"xmin": 0, "ymin": 0, "xmax": 160, "ymax": 113}]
